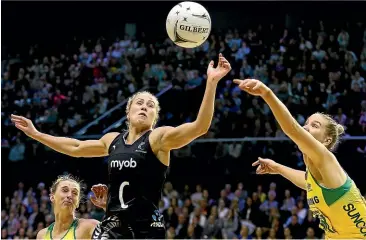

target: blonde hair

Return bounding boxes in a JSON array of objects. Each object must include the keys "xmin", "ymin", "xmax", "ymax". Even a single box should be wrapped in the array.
[
  {"xmin": 317, "ymin": 112, "xmax": 345, "ymax": 151},
  {"xmin": 125, "ymin": 91, "xmax": 161, "ymax": 127},
  {"xmin": 50, "ymin": 174, "xmax": 83, "ymax": 205}
]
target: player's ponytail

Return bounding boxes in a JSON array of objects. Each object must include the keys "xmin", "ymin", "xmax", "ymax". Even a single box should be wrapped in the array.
[{"xmin": 336, "ymin": 124, "xmax": 345, "ymax": 136}]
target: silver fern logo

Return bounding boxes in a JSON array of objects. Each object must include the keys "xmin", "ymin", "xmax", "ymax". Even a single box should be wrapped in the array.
[
  {"xmin": 92, "ymin": 216, "xmax": 121, "ymax": 240},
  {"xmin": 150, "ymin": 210, "xmax": 164, "ymax": 228}
]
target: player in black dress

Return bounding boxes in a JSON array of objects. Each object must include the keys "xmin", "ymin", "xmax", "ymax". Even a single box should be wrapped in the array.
[{"xmin": 11, "ymin": 53, "xmax": 231, "ymax": 239}]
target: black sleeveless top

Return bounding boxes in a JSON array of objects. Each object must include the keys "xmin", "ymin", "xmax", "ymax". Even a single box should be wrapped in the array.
[{"xmin": 106, "ymin": 130, "xmax": 168, "ymax": 220}]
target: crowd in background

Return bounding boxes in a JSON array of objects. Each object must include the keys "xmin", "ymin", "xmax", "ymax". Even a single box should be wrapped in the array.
[
  {"xmin": 2, "ymin": 19, "xmax": 366, "ymax": 162},
  {"xmin": 1, "ymin": 180, "xmax": 324, "ymax": 239},
  {"xmin": 159, "ymin": 21, "xmax": 366, "ymax": 142}
]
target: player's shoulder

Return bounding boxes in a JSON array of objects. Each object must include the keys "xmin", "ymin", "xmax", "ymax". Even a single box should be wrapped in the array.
[
  {"xmin": 101, "ymin": 132, "xmax": 120, "ymax": 141},
  {"xmin": 77, "ymin": 218, "xmax": 100, "ymax": 238},
  {"xmin": 149, "ymin": 127, "xmax": 174, "ymax": 151},
  {"xmin": 36, "ymin": 227, "xmax": 48, "ymax": 239},
  {"xmin": 151, "ymin": 126, "xmax": 174, "ymax": 137},
  {"xmin": 101, "ymin": 132, "xmax": 121, "ymax": 146},
  {"xmin": 78, "ymin": 218, "xmax": 100, "ymax": 229},
  {"xmin": 150, "ymin": 126, "xmax": 174, "ymax": 143}
]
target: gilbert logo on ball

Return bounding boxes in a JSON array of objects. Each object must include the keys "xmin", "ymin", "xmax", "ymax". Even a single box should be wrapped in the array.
[{"xmin": 166, "ymin": 1, "xmax": 211, "ymax": 49}]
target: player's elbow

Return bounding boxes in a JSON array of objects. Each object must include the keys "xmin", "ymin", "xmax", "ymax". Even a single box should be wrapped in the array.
[
  {"xmin": 192, "ymin": 121, "xmax": 210, "ymax": 136},
  {"xmin": 69, "ymin": 148, "xmax": 83, "ymax": 158},
  {"xmin": 197, "ymin": 127, "xmax": 209, "ymax": 137},
  {"xmin": 60, "ymin": 139, "xmax": 84, "ymax": 158}
]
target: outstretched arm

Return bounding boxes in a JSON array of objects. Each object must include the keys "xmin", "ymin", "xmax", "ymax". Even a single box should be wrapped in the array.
[
  {"xmin": 276, "ymin": 165, "xmax": 306, "ymax": 190},
  {"xmin": 159, "ymin": 54, "xmax": 231, "ymax": 151},
  {"xmin": 11, "ymin": 114, "xmax": 118, "ymax": 158},
  {"xmin": 235, "ymin": 79, "xmax": 346, "ymax": 188},
  {"xmin": 234, "ymin": 80, "xmax": 339, "ymax": 168},
  {"xmin": 253, "ymin": 157, "xmax": 306, "ymax": 190},
  {"xmin": 261, "ymin": 90, "xmax": 332, "ymax": 164}
]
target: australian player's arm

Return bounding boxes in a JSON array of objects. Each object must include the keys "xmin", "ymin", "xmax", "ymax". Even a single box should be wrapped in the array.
[
  {"xmin": 78, "ymin": 219, "xmax": 100, "ymax": 239},
  {"xmin": 275, "ymin": 164, "xmax": 306, "ymax": 190},
  {"xmin": 262, "ymin": 91, "xmax": 345, "ymax": 184},
  {"xmin": 158, "ymin": 80, "xmax": 218, "ymax": 151},
  {"xmin": 31, "ymin": 131, "xmax": 119, "ymax": 158},
  {"xmin": 36, "ymin": 228, "xmax": 47, "ymax": 239}
]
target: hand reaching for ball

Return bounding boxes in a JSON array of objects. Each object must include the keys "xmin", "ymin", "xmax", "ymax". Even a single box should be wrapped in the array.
[
  {"xmin": 207, "ymin": 53, "xmax": 232, "ymax": 83},
  {"xmin": 11, "ymin": 114, "xmax": 39, "ymax": 138},
  {"xmin": 233, "ymin": 79, "xmax": 271, "ymax": 97}
]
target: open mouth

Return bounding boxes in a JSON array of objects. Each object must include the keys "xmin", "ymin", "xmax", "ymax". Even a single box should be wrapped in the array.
[{"xmin": 138, "ymin": 113, "xmax": 147, "ymax": 117}]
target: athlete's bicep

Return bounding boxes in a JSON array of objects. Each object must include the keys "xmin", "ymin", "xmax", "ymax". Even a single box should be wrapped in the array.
[
  {"xmin": 74, "ymin": 132, "xmax": 119, "ymax": 158},
  {"xmin": 158, "ymin": 123, "xmax": 207, "ymax": 151}
]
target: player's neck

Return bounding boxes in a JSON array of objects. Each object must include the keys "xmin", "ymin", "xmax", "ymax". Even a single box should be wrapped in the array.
[
  {"xmin": 53, "ymin": 210, "xmax": 75, "ymax": 233},
  {"xmin": 127, "ymin": 127, "xmax": 150, "ymax": 143}
]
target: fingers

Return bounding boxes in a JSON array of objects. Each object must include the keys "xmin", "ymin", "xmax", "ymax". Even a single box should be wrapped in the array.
[
  {"xmin": 11, "ymin": 114, "xmax": 27, "ymax": 121},
  {"xmin": 11, "ymin": 117, "xmax": 25, "ymax": 124},
  {"xmin": 233, "ymin": 79, "xmax": 243, "ymax": 85},
  {"xmin": 252, "ymin": 160, "xmax": 260, "ymax": 166},
  {"xmin": 90, "ymin": 196, "xmax": 100, "ymax": 207},
  {"xmin": 12, "ymin": 119, "xmax": 27, "ymax": 127},
  {"xmin": 222, "ymin": 61, "xmax": 231, "ymax": 70},
  {"xmin": 91, "ymin": 184, "xmax": 108, "ymax": 199},
  {"xmin": 258, "ymin": 157, "xmax": 269, "ymax": 163},
  {"xmin": 219, "ymin": 57, "xmax": 228, "ymax": 64},
  {"xmin": 14, "ymin": 124, "xmax": 27, "ymax": 132},
  {"xmin": 101, "ymin": 185, "xmax": 108, "ymax": 194},
  {"xmin": 208, "ymin": 60, "xmax": 214, "ymax": 69},
  {"xmin": 11, "ymin": 115, "xmax": 29, "ymax": 129},
  {"xmin": 233, "ymin": 79, "xmax": 254, "ymax": 87},
  {"xmin": 255, "ymin": 166, "xmax": 266, "ymax": 175},
  {"xmin": 242, "ymin": 79, "xmax": 256, "ymax": 89},
  {"xmin": 252, "ymin": 81, "xmax": 262, "ymax": 91},
  {"xmin": 91, "ymin": 185, "xmax": 101, "ymax": 198},
  {"xmin": 218, "ymin": 53, "xmax": 231, "ymax": 69}
]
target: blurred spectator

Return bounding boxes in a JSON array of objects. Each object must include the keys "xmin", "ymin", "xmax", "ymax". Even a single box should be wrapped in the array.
[
  {"xmin": 8, "ymin": 138, "xmax": 25, "ymax": 162},
  {"xmin": 281, "ymin": 189, "xmax": 296, "ymax": 212}
]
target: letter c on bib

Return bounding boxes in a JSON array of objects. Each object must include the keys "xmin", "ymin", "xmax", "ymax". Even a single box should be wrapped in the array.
[{"xmin": 119, "ymin": 181, "xmax": 130, "ymax": 209}]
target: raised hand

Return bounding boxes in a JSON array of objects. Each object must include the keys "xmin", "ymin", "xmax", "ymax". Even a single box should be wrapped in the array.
[
  {"xmin": 11, "ymin": 114, "xmax": 39, "ymax": 137},
  {"xmin": 90, "ymin": 184, "xmax": 108, "ymax": 211},
  {"xmin": 207, "ymin": 53, "xmax": 232, "ymax": 83},
  {"xmin": 233, "ymin": 79, "xmax": 270, "ymax": 97},
  {"xmin": 252, "ymin": 157, "xmax": 279, "ymax": 175}
]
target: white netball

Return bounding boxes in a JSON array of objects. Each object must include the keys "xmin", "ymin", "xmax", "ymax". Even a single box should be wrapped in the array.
[{"xmin": 166, "ymin": 1, "xmax": 211, "ymax": 48}]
